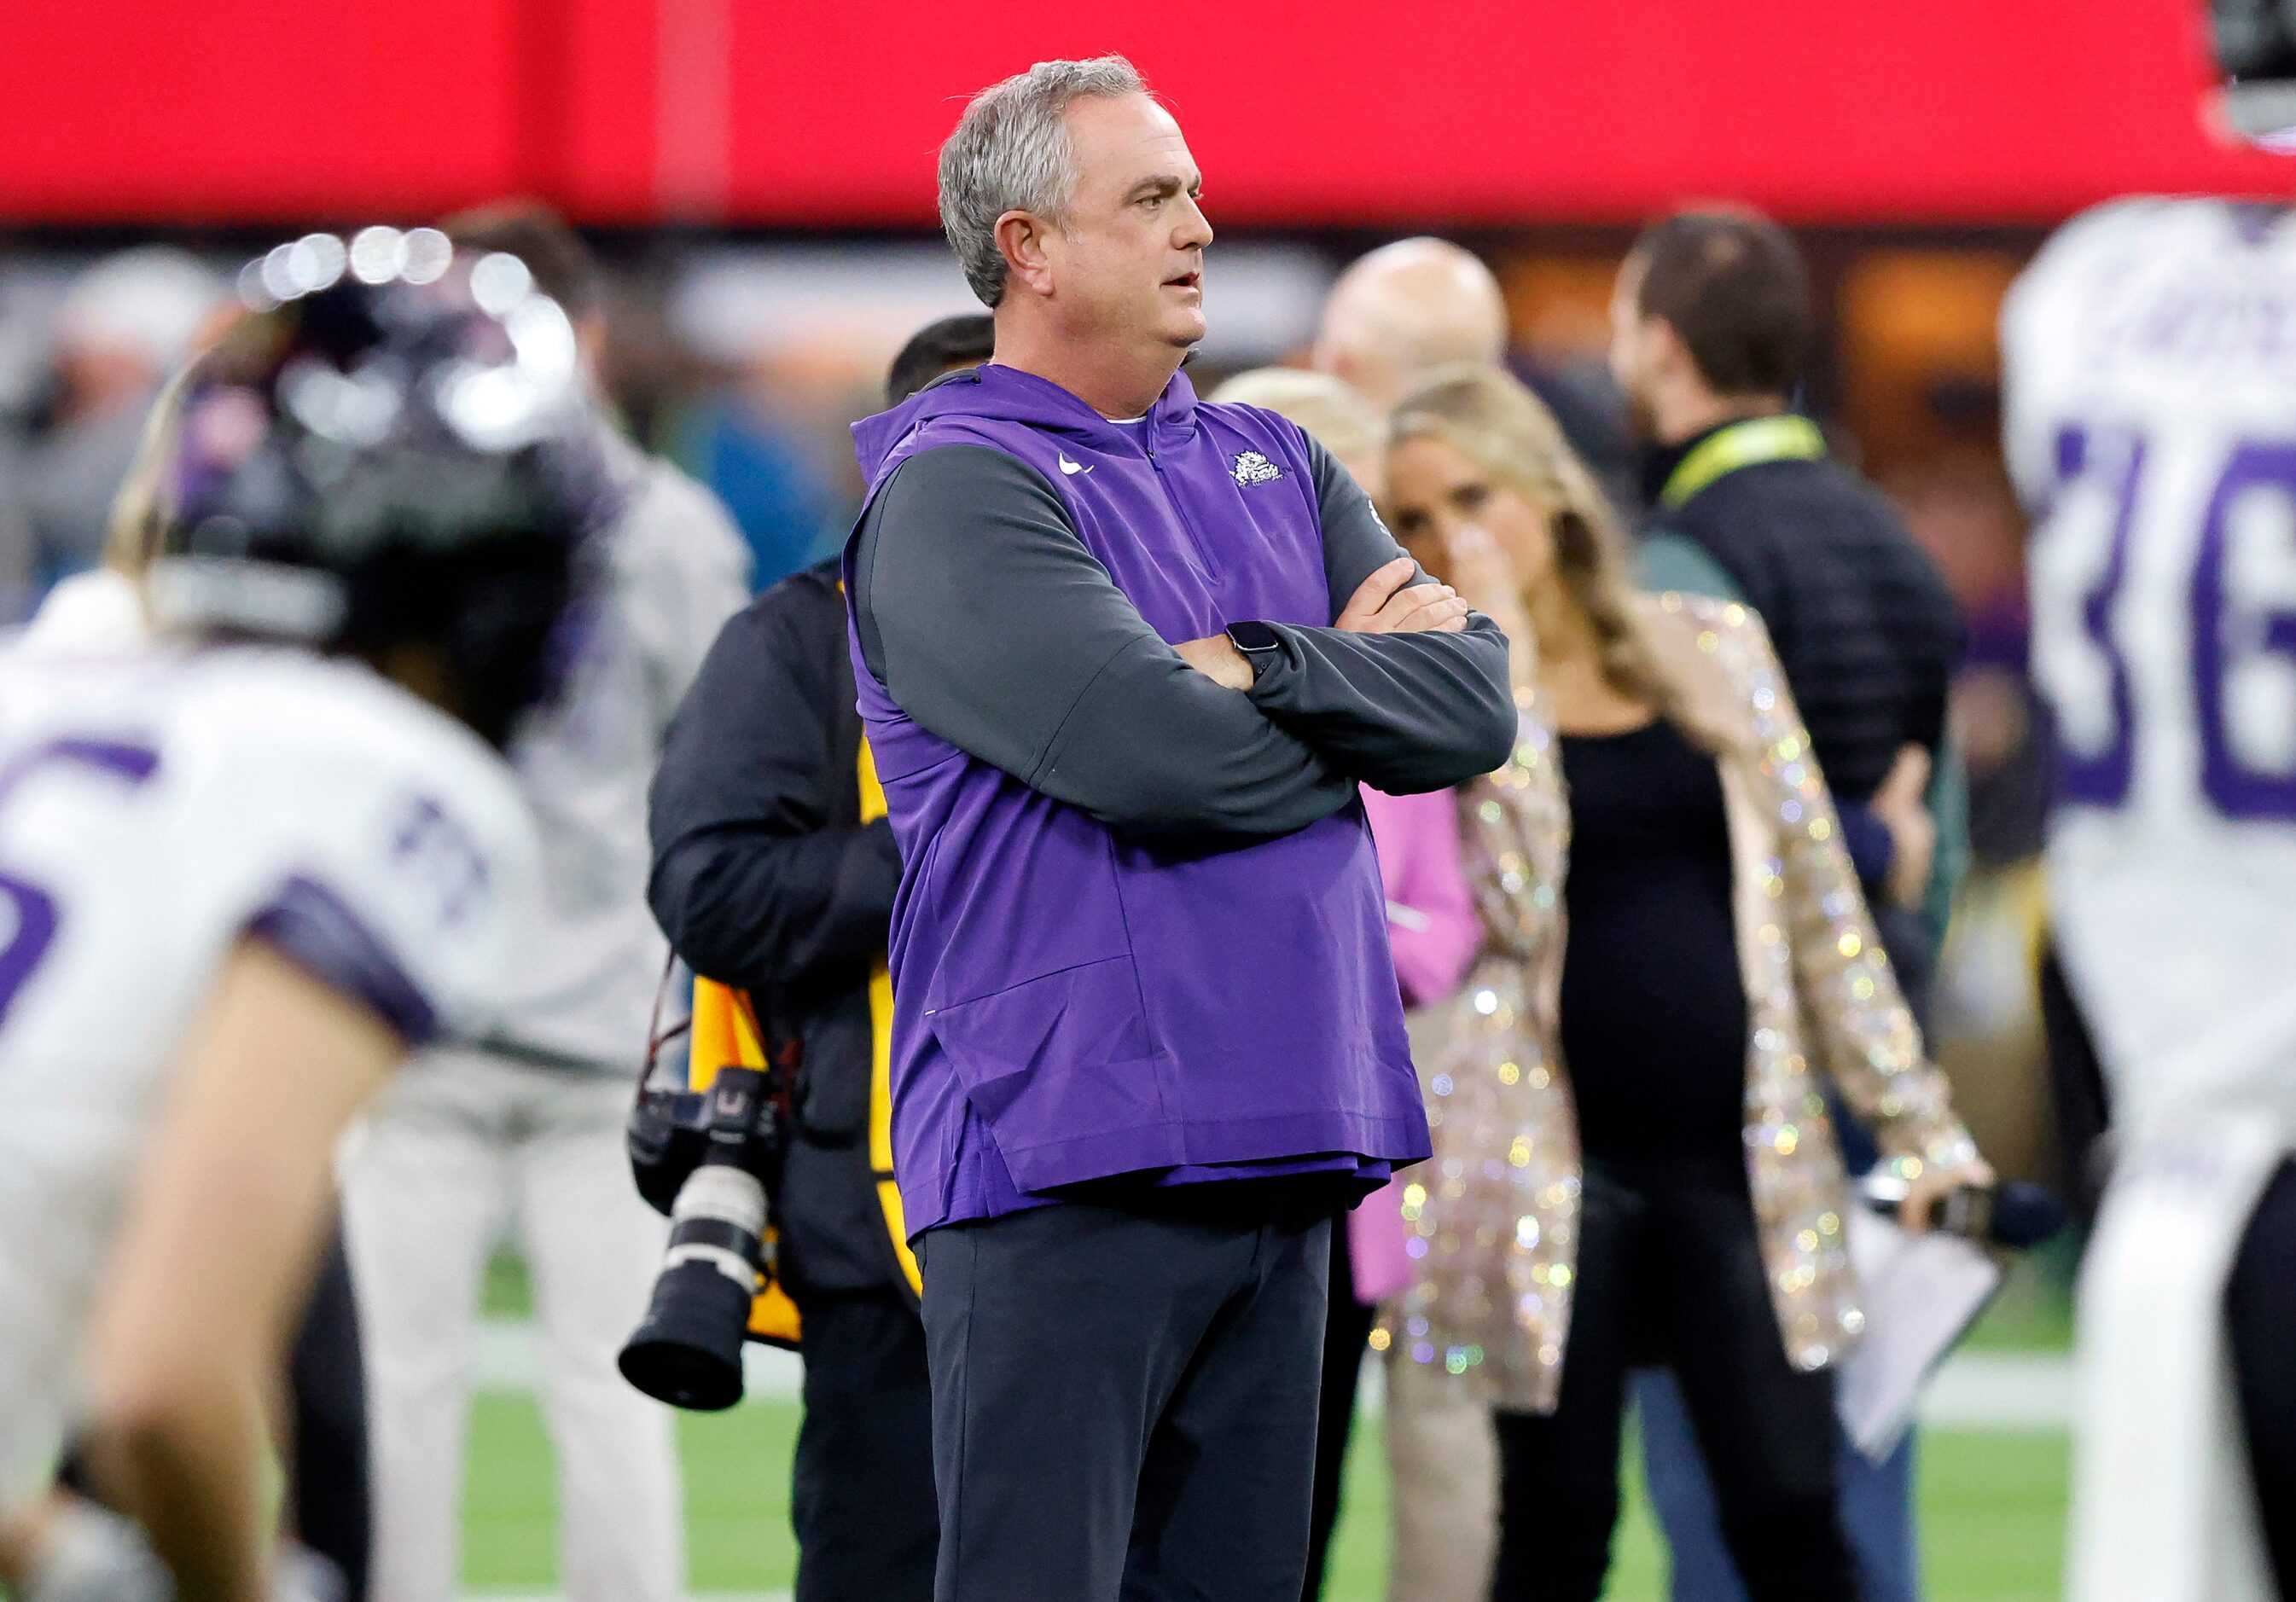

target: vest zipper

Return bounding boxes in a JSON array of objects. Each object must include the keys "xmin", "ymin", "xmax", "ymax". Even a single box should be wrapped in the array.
[{"xmin": 1144, "ymin": 438, "xmax": 1224, "ymax": 580}]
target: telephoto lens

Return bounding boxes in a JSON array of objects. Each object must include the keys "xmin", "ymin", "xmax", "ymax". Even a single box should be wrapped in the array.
[{"xmin": 619, "ymin": 1065, "xmax": 776, "ymax": 1410}]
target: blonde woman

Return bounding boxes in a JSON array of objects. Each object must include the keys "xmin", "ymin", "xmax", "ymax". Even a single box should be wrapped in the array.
[
  {"xmin": 1380, "ymin": 366, "xmax": 1991, "ymax": 1601},
  {"xmin": 1209, "ymin": 368, "xmax": 1485, "ymax": 1602}
]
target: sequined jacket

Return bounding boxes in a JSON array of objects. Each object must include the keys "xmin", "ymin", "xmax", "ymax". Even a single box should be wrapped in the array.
[{"xmin": 1384, "ymin": 593, "xmax": 1979, "ymax": 1413}]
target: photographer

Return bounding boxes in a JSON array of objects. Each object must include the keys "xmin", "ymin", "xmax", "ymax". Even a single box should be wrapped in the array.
[{"xmin": 638, "ymin": 316, "xmax": 991, "ymax": 1602}]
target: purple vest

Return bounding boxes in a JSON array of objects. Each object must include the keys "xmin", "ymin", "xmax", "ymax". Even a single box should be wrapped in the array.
[{"xmin": 846, "ymin": 366, "xmax": 1431, "ymax": 1233}]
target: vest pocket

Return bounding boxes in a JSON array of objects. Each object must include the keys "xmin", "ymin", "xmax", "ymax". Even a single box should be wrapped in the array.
[{"xmin": 927, "ymin": 955, "xmax": 1166, "ymax": 1162}]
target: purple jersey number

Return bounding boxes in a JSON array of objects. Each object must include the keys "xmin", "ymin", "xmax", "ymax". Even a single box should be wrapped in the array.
[
  {"xmin": 2192, "ymin": 441, "xmax": 2296, "ymax": 821},
  {"xmin": 0, "ymin": 739, "xmax": 161, "ymax": 1027},
  {"xmin": 2049, "ymin": 428, "xmax": 2296, "ymax": 823},
  {"xmin": 2050, "ymin": 424, "xmax": 2142, "ymax": 809}
]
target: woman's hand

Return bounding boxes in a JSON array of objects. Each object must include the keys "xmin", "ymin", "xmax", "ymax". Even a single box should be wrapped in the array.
[
  {"xmin": 1440, "ymin": 523, "xmax": 1536, "ymax": 667},
  {"xmin": 1897, "ymin": 1152, "xmax": 1999, "ymax": 1234},
  {"xmin": 1438, "ymin": 523, "xmax": 1517, "ymax": 618}
]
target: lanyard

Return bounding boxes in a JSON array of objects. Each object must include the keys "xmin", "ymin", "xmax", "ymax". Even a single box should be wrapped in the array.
[{"xmin": 1657, "ymin": 415, "xmax": 1827, "ymax": 510}]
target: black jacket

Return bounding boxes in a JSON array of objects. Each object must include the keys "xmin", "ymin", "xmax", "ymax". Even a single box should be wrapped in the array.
[
  {"xmin": 1642, "ymin": 424, "xmax": 1962, "ymax": 806},
  {"xmin": 648, "ymin": 560, "xmax": 906, "ymax": 1297}
]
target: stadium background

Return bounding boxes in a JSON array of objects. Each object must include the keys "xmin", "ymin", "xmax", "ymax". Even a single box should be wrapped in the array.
[{"xmin": 2, "ymin": 3, "xmax": 2284, "ymax": 1596}]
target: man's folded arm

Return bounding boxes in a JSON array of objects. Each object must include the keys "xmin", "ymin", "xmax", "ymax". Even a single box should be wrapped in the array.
[
  {"xmin": 1240, "ymin": 616, "xmax": 1514, "ymax": 793},
  {"xmin": 1232, "ymin": 433, "xmax": 1517, "ymax": 793},
  {"xmin": 851, "ymin": 445, "xmax": 1359, "ymax": 837}
]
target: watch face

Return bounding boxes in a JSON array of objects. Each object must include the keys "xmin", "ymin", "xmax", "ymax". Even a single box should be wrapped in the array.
[{"xmin": 1228, "ymin": 620, "xmax": 1281, "ymax": 653}]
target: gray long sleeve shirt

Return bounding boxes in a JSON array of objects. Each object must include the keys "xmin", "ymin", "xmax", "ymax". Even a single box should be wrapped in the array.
[{"xmin": 849, "ymin": 436, "xmax": 1513, "ymax": 836}]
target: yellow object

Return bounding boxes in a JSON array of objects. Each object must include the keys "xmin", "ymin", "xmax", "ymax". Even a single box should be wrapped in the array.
[
  {"xmin": 682, "ymin": 732, "xmax": 918, "ymax": 1351},
  {"xmin": 858, "ymin": 736, "xmax": 923, "ymax": 1300},
  {"xmin": 1657, "ymin": 415, "xmax": 1827, "ymax": 509},
  {"xmin": 684, "ymin": 979, "xmax": 803, "ymax": 1349}
]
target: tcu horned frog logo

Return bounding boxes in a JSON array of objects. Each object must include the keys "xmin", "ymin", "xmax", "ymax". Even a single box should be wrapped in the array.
[{"xmin": 1230, "ymin": 450, "xmax": 1285, "ymax": 487}]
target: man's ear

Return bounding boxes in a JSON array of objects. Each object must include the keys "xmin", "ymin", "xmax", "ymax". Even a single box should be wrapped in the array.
[
  {"xmin": 995, "ymin": 211, "xmax": 1055, "ymax": 299},
  {"xmin": 1645, "ymin": 314, "xmax": 1698, "ymax": 390}
]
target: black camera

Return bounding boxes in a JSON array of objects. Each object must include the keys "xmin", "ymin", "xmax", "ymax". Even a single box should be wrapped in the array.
[{"xmin": 619, "ymin": 1043, "xmax": 793, "ymax": 1412}]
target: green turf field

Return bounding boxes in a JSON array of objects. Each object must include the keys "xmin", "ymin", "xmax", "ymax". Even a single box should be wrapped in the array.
[
  {"xmin": 462, "ymin": 1400, "xmax": 2069, "ymax": 1600},
  {"xmin": 463, "ymin": 1251, "xmax": 2075, "ymax": 1599}
]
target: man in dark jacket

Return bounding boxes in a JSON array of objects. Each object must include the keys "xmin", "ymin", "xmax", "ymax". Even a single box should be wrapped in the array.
[
  {"xmin": 1611, "ymin": 209, "xmax": 1965, "ymax": 1602},
  {"xmin": 643, "ymin": 317, "xmax": 991, "ymax": 1602},
  {"xmin": 1616, "ymin": 211, "xmax": 1963, "ymax": 984}
]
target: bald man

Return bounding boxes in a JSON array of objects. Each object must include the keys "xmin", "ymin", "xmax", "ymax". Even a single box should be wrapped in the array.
[
  {"xmin": 1317, "ymin": 237, "xmax": 1642, "ymax": 519},
  {"xmin": 1313, "ymin": 238, "xmax": 1508, "ymax": 410}
]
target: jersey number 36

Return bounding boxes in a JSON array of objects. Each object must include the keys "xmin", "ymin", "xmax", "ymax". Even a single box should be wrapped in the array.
[{"xmin": 2040, "ymin": 426, "xmax": 2296, "ymax": 823}]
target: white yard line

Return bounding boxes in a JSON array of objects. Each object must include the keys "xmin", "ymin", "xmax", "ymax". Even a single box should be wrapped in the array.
[
  {"xmin": 476, "ymin": 1318, "xmax": 802, "ymax": 1401},
  {"xmin": 1918, "ymin": 1350, "xmax": 2076, "ymax": 1433},
  {"xmin": 465, "ymin": 1594, "xmax": 787, "ymax": 1601},
  {"xmin": 480, "ymin": 1316, "xmax": 2074, "ymax": 1429}
]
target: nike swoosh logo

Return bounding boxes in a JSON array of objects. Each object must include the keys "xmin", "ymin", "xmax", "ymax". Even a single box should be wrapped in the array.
[{"xmin": 1058, "ymin": 454, "xmax": 1093, "ymax": 476}]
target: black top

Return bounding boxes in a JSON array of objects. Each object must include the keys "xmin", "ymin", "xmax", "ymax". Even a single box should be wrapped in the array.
[
  {"xmin": 647, "ymin": 560, "xmax": 904, "ymax": 1296},
  {"xmin": 1640, "ymin": 423, "xmax": 1962, "ymax": 805},
  {"xmin": 1558, "ymin": 717, "xmax": 1749, "ymax": 1163},
  {"xmin": 846, "ymin": 437, "xmax": 1515, "ymax": 834}
]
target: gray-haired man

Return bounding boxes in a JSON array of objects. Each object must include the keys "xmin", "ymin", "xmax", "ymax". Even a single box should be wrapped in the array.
[{"xmin": 855, "ymin": 55, "xmax": 1509, "ymax": 1602}]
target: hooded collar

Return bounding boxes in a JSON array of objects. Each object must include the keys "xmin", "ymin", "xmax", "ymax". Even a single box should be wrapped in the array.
[{"xmin": 852, "ymin": 363, "xmax": 1200, "ymax": 484}]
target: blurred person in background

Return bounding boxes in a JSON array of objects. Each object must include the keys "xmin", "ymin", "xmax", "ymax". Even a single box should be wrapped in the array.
[
  {"xmin": 1311, "ymin": 241, "xmax": 1528, "ymax": 1602},
  {"xmin": 882, "ymin": 312, "xmax": 996, "ymax": 406},
  {"xmin": 0, "ymin": 242, "xmax": 586, "ymax": 1602},
  {"xmin": 10, "ymin": 247, "xmax": 224, "ymax": 591},
  {"xmin": 1316, "ymin": 236, "xmax": 1640, "ymax": 519},
  {"xmin": 1381, "ymin": 364, "xmax": 1991, "ymax": 1602},
  {"xmin": 2005, "ymin": 197, "xmax": 2296, "ymax": 1602},
  {"xmin": 1315, "ymin": 238, "xmax": 1511, "ymax": 414},
  {"xmin": 1208, "ymin": 365, "xmax": 1480, "ymax": 1602},
  {"xmin": 338, "ymin": 203, "xmax": 749, "ymax": 1602},
  {"xmin": 16, "ymin": 420, "xmax": 379, "ymax": 1598},
  {"xmin": 13, "ymin": 499, "xmax": 154, "ymax": 654},
  {"xmin": 1611, "ymin": 209, "xmax": 1966, "ymax": 1602},
  {"xmin": 639, "ymin": 316, "xmax": 990, "ymax": 1602},
  {"xmin": 853, "ymin": 55, "xmax": 1512, "ymax": 1599},
  {"xmin": 669, "ymin": 331, "xmax": 843, "ymax": 595}
]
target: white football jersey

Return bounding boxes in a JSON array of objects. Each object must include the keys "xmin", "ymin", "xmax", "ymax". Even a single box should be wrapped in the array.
[
  {"xmin": 2006, "ymin": 198, "xmax": 2296, "ymax": 1140},
  {"xmin": 486, "ymin": 434, "xmax": 748, "ymax": 1071},
  {"xmin": 0, "ymin": 642, "xmax": 540, "ymax": 1515}
]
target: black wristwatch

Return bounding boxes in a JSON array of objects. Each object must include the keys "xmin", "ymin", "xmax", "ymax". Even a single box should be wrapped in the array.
[{"xmin": 1224, "ymin": 620, "xmax": 1283, "ymax": 681}]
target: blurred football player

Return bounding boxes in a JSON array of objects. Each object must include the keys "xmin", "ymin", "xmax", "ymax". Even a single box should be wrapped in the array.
[
  {"xmin": 15, "ymin": 263, "xmax": 379, "ymax": 1602},
  {"xmin": 337, "ymin": 203, "xmax": 748, "ymax": 1602},
  {"xmin": 0, "ymin": 232, "xmax": 599, "ymax": 1602},
  {"xmin": 2005, "ymin": 197, "xmax": 2296, "ymax": 1600}
]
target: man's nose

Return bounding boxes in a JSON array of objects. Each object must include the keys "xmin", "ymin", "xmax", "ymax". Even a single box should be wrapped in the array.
[{"xmin": 1176, "ymin": 195, "xmax": 1213, "ymax": 250}]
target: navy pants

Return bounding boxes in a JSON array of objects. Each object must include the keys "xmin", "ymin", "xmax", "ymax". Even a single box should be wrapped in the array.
[
  {"xmin": 1302, "ymin": 1217, "xmax": 1375, "ymax": 1601},
  {"xmin": 790, "ymin": 1288, "xmax": 938, "ymax": 1602},
  {"xmin": 916, "ymin": 1199, "xmax": 1330, "ymax": 1602}
]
